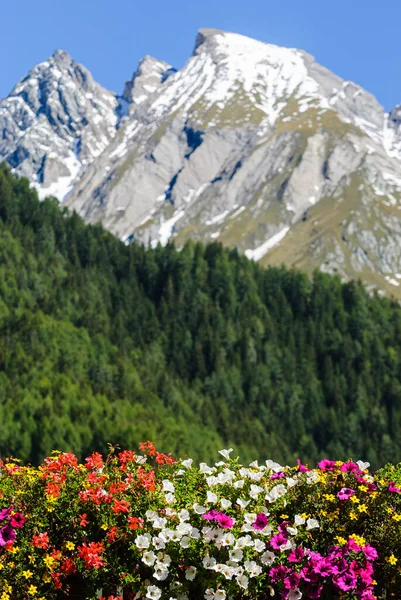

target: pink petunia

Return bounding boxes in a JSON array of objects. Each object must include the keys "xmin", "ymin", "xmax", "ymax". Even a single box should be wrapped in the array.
[
  {"xmin": 252, "ymin": 513, "xmax": 268, "ymax": 530},
  {"xmin": 388, "ymin": 482, "xmax": 401, "ymax": 493},
  {"xmin": 297, "ymin": 459, "xmax": 310, "ymax": 472},
  {"xmin": 0, "ymin": 524, "xmax": 16, "ymax": 546},
  {"xmin": 270, "ymin": 533, "xmax": 288, "ymax": 550},
  {"xmin": 317, "ymin": 459, "xmax": 337, "ymax": 471},
  {"xmin": 10, "ymin": 512, "xmax": 26, "ymax": 528},
  {"xmin": 337, "ymin": 487, "xmax": 355, "ymax": 500},
  {"xmin": 215, "ymin": 513, "xmax": 234, "ymax": 529},
  {"xmin": 363, "ymin": 544, "xmax": 378, "ymax": 561}
]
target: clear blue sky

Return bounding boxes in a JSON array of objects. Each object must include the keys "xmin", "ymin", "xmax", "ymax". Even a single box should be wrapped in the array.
[{"xmin": 2, "ymin": 0, "xmax": 400, "ymax": 110}]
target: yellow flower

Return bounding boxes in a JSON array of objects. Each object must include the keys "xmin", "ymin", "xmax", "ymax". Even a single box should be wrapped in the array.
[
  {"xmin": 335, "ymin": 536, "xmax": 347, "ymax": 546},
  {"xmin": 46, "ymin": 506, "xmax": 54, "ymax": 513},
  {"xmin": 101, "ymin": 524, "xmax": 108, "ymax": 530},
  {"xmin": 22, "ymin": 570, "xmax": 33, "ymax": 579},
  {"xmin": 300, "ymin": 513, "xmax": 309, "ymax": 519},
  {"xmin": 320, "ymin": 510, "xmax": 328, "ymax": 516},
  {"xmin": 8, "ymin": 545, "xmax": 19, "ymax": 554},
  {"xmin": 350, "ymin": 495, "xmax": 360, "ymax": 503},
  {"xmin": 280, "ymin": 514, "xmax": 289, "ymax": 519},
  {"xmin": 44, "ymin": 555, "xmax": 55, "ymax": 569},
  {"xmin": 351, "ymin": 535, "xmax": 365, "ymax": 546},
  {"xmin": 8, "ymin": 562, "xmax": 14, "ymax": 568},
  {"xmin": 28, "ymin": 585, "xmax": 37, "ymax": 596},
  {"xmin": 29, "ymin": 555, "xmax": 36, "ymax": 564},
  {"xmin": 359, "ymin": 485, "xmax": 368, "ymax": 492},
  {"xmin": 387, "ymin": 507, "xmax": 394, "ymax": 514},
  {"xmin": 358, "ymin": 504, "xmax": 368, "ymax": 513},
  {"xmin": 370, "ymin": 491, "xmax": 378, "ymax": 499},
  {"xmin": 387, "ymin": 554, "xmax": 398, "ymax": 565},
  {"xmin": 1, "ymin": 593, "xmax": 10, "ymax": 600},
  {"xmin": 349, "ymin": 512, "xmax": 358, "ymax": 520},
  {"xmin": 393, "ymin": 514, "xmax": 401, "ymax": 522},
  {"xmin": 66, "ymin": 541, "xmax": 75, "ymax": 550},
  {"xmin": 43, "ymin": 574, "xmax": 51, "ymax": 583},
  {"xmin": 0, "ymin": 562, "xmax": 4, "ymax": 570},
  {"xmin": 324, "ymin": 494, "xmax": 336, "ymax": 502}
]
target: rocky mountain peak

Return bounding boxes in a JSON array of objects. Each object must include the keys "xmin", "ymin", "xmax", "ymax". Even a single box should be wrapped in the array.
[{"xmin": 122, "ymin": 55, "xmax": 176, "ymax": 105}]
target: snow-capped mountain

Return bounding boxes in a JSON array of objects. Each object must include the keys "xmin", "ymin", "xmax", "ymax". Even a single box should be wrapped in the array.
[{"xmin": 3, "ymin": 28, "xmax": 401, "ymax": 298}]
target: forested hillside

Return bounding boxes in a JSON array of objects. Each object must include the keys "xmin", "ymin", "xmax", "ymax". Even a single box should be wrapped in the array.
[{"xmin": 1, "ymin": 164, "xmax": 401, "ymax": 467}]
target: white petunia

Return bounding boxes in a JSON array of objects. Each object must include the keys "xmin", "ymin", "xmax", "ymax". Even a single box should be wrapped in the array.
[
  {"xmin": 253, "ymin": 539, "xmax": 266, "ymax": 553},
  {"xmin": 153, "ymin": 563, "xmax": 169, "ymax": 581},
  {"xmin": 164, "ymin": 493, "xmax": 176, "ymax": 504},
  {"xmin": 280, "ymin": 539, "xmax": 293, "ymax": 551},
  {"xmin": 287, "ymin": 526, "xmax": 298, "ymax": 536},
  {"xmin": 220, "ymin": 498, "xmax": 232, "ymax": 509},
  {"xmin": 178, "ymin": 509, "xmax": 190, "ymax": 522},
  {"xmin": 146, "ymin": 586, "xmax": 161, "ymax": 600},
  {"xmin": 157, "ymin": 552, "xmax": 171, "ymax": 566},
  {"xmin": 135, "ymin": 534, "xmax": 151, "ymax": 549},
  {"xmin": 204, "ymin": 589, "xmax": 215, "ymax": 600},
  {"xmin": 165, "ymin": 508, "xmax": 176, "ymax": 517},
  {"xmin": 181, "ymin": 458, "xmax": 193, "ymax": 469},
  {"xmin": 249, "ymin": 460, "xmax": 259, "ymax": 468},
  {"xmin": 220, "ymin": 532, "xmax": 235, "ymax": 546},
  {"xmin": 136, "ymin": 455, "xmax": 147, "ymax": 464},
  {"xmin": 180, "ymin": 536, "xmax": 190, "ymax": 548},
  {"xmin": 233, "ymin": 479, "xmax": 245, "ymax": 489},
  {"xmin": 357, "ymin": 460, "xmax": 370, "ymax": 471},
  {"xmin": 229, "ymin": 549, "xmax": 243, "ymax": 562},
  {"xmin": 306, "ymin": 471, "xmax": 319, "ymax": 484},
  {"xmin": 146, "ymin": 510, "xmax": 158, "ymax": 521},
  {"xmin": 203, "ymin": 555, "xmax": 217, "ymax": 569},
  {"xmin": 236, "ymin": 574, "xmax": 249, "ymax": 589},
  {"xmin": 214, "ymin": 591, "xmax": 226, "ymax": 600},
  {"xmin": 306, "ymin": 518, "xmax": 319, "ymax": 530},
  {"xmin": 185, "ymin": 566, "xmax": 197, "ymax": 581},
  {"xmin": 193, "ymin": 503, "xmax": 207, "ymax": 514},
  {"xmin": 218, "ymin": 448, "xmax": 233, "ymax": 460},
  {"xmin": 248, "ymin": 470, "xmax": 265, "ymax": 482},
  {"xmin": 265, "ymin": 460, "xmax": 283, "ymax": 472},
  {"xmin": 206, "ymin": 476, "xmax": 219, "ymax": 487},
  {"xmin": 236, "ymin": 498, "xmax": 250, "ymax": 510},
  {"xmin": 286, "ymin": 477, "xmax": 298, "ymax": 488},
  {"xmin": 206, "ymin": 491, "xmax": 218, "ymax": 504},
  {"xmin": 153, "ymin": 517, "xmax": 167, "ymax": 529},
  {"xmin": 244, "ymin": 560, "xmax": 262, "ymax": 577},
  {"xmin": 265, "ymin": 484, "xmax": 287, "ymax": 503},
  {"xmin": 142, "ymin": 551, "xmax": 156, "ymax": 566},
  {"xmin": 159, "ymin": 529, "xmax": 174, "ymax": 542},
  {"xmin": 261, "ymin": 550, "xmax": 275, "ymax": 565},
  {"xmin": 288, "ymin": 589, "xmax": 302, "ymax": 600},
  {"xmin": 199, "ymin": 462, "xmax": 215, "ymax": 474},
  {"xmin": 235, "ymin": 535, "xmax": 254, "ymax": 549},
  {"xmin": 190, "ymin": 527, "xmax": 200, "ymax": 539},
  {"xmin": 249, "ymin": 484, "xmax": 263, "ymax": 499},
  {"xmin": 177, "ymin": 522, "xmax": 192, "ymax": 536},
  {"xmin": 294, "ymin": 515, "xmax": 305, "ymax": 526},
  {"xmin": 162, "ymin": 480, "xmax": 175, "ymax": 493},
  {"xmin": 152, "ymin": 536, "xmax": 165, "ymax": 550}
]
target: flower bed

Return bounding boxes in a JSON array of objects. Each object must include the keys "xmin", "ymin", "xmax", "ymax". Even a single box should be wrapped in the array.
[{"xmin": 1, "ymin": 443, "xmax": 401, "ymax": 599}]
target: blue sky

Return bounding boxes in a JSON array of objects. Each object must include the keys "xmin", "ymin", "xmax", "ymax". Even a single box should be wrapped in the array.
[{"xmin": 2, "ymin": 0, "xmax": 400, "ymax": 110}]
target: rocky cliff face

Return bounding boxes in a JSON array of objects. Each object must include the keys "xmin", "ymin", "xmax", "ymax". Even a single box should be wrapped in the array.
[{"xmin": 3, "ymin": 29, "xmax": 401, "ymax": 298}]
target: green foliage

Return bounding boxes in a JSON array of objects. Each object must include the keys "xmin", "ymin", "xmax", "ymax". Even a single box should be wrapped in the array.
[{"xmin": 1, "ymin": 164, "xmax": 401, "ymax": 467}]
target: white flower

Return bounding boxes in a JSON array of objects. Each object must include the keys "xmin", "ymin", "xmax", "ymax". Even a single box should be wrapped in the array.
[
  {"xmin": 357, "ymin": 460, "xmax": 370, "ymax": 471},
  {"xmin": 136, "ymin": 455, "xmax": 147, "ymax": 465},
  {"xmin": 193, "ymin": 503, "xmax": 207, "ymax": 514},
  {"xmin": 146, "ymin": 510, "xmax": 158, "ymax": 521},
  {"xmin": 249, "ymin": 460, "xmax": 259, "ymax": 468},
  {"xmin": 160, "ymin": 529, "xmax": 174, "ymax": 542},
  {"xmin": 142, "ymin": 551, "xmax": 156, "ymax": 566},
  {"xmin": 244, "ymin": 560, "xmax": 262, "ymax": 577},
  {"xmin": 203, "ymin": 556, "xmax": 217, "ymax": 569},
  {"xmin": 265, "ymin": 460, "xmax": 283, "ymax": 472},
  {"xmin": 294, "ymin": 515, "xmax": 305, "ymax": 526},
  {"xmin": 214, "ymin": 591, "xmax": 226, "ymax": 600},
  {"xmin": 236, "ymin": 498, "xmax": 250, "ymax": 510},
  {"xmin": 215, "ymin": 461, "xmax": 226, "ymax": 467},
  {"xmin": 190, "ymin": 527, "xmax": 200, "ymax": 539},
  {"xmin": 253, "ymin": 539, "xmax": 266, "ymax": 553},
  {"xmin": 199, "ymin": 462, "xmax": 215, "ymax": 474},
  {"xmin": 214, "ymin": 564, "xmax": 235, "ymax": 579},
  {"xmin": 265, "ymin": 484, "xmax": 287, "ymax": 503},
  {"xmin": 185, "ymin": 566, "xmax": 197, "ymax": 581},
  {"xmin": 146, "ymin": 586, "xmax": 161, "ymax": 600},
  {"xmin": 163, "ymin": 480, "xmax": 175, "ymax": 493},
  {"xmin": 218, "ymin": 448, "xmax": 233, "ymax": 460},
  {"xmin": 248, "ymin": 470, "xmax": 265, "ymax": 482},
  {"xmin": 220, "ymin": 498, "xmax": 232, "ymax": 509},
  {"xmin": 233, "ymin": 479, "xmax": 245, "ymax": 489},
  {"xmin": 288, "ymin": 589, "xmax": 302, "ymax": 600},
  {"xmin": 180, "ymin": 536, "xmax": 190, "ymax": 548},
  {"xmin": 287, "ymin": 526, "xmax": 298, "ymax": 536},
  {"xmin": 204, "ymin": 589, "xmax": 215, "ymax": 600},
  {"xmin": 178, "ymin": 509, "xmax": 190, "ymax": 522},
  {"xmin": 206, "ymin": 491, "xmax": 218, "ymax": 504},
  {"xmin": 261, "ymin": 550, "xmax": 275, "ymax": 565},
  {"xmin": 157, "ymin": 552, "xmax": 171, "ymax": 566},
  {"xmin": 236, "ymin": 574, "xmax": 249, "ymax": 590},
  {"xmin": 177, "ymin": 522, "xmax": 192, "ymax": 536},
  {"xmin": 244, "ymin": 513, "xmax": 257, "ymax": 524},
  {"xmin": 152, "ymin": 536, "xmax": 165, "ymax": 550},
  {"xmin": 165, "ymin": 508, "xmax": 176, "ymax": 517},
  {"xmin": 229, "ymin": 549, "xmax": 243, "ymax": 562},
  {"xmin": 153, "ymin": 563, "xmax": 169, "ymax": 581},
  {"xmin": 235, "ymin": 535, "xmax": 254, "ymax": 549},
  {"xmin": 249, "ymin": 484, "xmax": 263, "ymax": 499},
  {"xmin": 165, "ymin": 493, "xmax": 176, "ymax": 504},
  {"xmin": 181, "ymin": 458, "xmax": 193, "ymax": 469},
  {"xmin": 153, "ymin": 517, "xmax": 167, "ymax": 529},
  {"xmin": 280, "ymin": 539, "xmax": 293, "ymax": 551},
  {"xmin": 206, "ymin": 476, "xmax": 219, "ymax": 487},
  {"xmin": 306, "ymin": 518, "xmax": 319, "ymax": 530},
  {"xmin": 135, "ymin": 534, "xmax": 151, "ymax": 549},
  {"xmin": 286, "ymin": 477, "xmax": 298, "ymax": 488},
  {"xmin": 306, "ymin": 471, "xmax": 319, "ymax": 484},
  {"xmin": 220, "ymin": 532, "xmax": 235, "ymax": 546}
]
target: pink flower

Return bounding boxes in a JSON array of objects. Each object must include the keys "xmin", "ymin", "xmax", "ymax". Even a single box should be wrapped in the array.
[
  {"xmin": 284, "ymin": 571, "xmax": 301, "ymax": 589},
  {"xmin": 363, "ymin": 545, "xmax": 378, "ymax": 561},
  {"xmin": 10, "ymin": 512, "xmax": 26, "ymax": 528},
  {"xmin": 337, "ymin": 487, "xmax": 355, "ymax": 500},
  {"xmin": 388, "ymin": 482, "xmax": 401, "ymax": 493},
  {"xmin": 0, "ymin": 524, "xmax": 16, "ymax": 546},
  {"xmin": 270, "ymin": 471, "xmax": 285, "ymax": 480},
  {"xmin": 252, "ymin": 513, "xmax": 268, "ymax": 530},
  {"xmin": 270, "ymin": 533, "xmax": 288, "ymax": 550},
  {"xmin": 346, "ymin": 538, "xmax": 362, "ymax": 553},
  {"xmin": 202, "ymin": 510, "xmax": 220, "ymax": 521},
  {"xmin": 215, "ymin": 513, "xmax": 234, "ymax": 529},
  {"xmin": 297, "ymin": 459, "xmax": 310, "ymax": 472},
  {"xmin": 0, "ymin": 508, "xmax": 11, "ymax": 521},
  {"xmin": 317, "ymin": 459, "xmax": 337, "ymax": 471},
  {"xmin": 288, "ymin": 547, "xmax": 305, "ymax": 563},
  {"xmin": 340, "ymin": 461, "xmax": 359, "ymax": 473},
  {"xmin": 333, "ymin": 572, "xmax": 357, "ymax": 591}
]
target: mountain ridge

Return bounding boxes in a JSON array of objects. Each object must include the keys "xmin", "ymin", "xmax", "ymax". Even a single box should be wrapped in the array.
[{"xmin": 3, "ymin": 29, "xmax": 401, "ymax": 298}]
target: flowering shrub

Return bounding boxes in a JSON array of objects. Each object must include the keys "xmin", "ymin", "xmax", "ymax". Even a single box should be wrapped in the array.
[{"xmin": 1, "ymin": 444, "xmax": 401, "ymax": 599}]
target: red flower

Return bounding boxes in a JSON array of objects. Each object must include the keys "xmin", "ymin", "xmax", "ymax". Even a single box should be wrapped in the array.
[
  {"xmin": 78, "ymin": 541, "xmax": 105, "ymax": 569},
  {"xmin": 128, "ymin": 516, "xmax": 144, "ymax": 530},
  {"xmin": 106, "ymin": 526, "xmax": 118, "ymax": 542},
  {"xmin": 32, "ymin": 532, "xmax": 50, "ymax": 549},
  {"xmin": 113, "ymin": 499, "xmax": 130, "ymax": 514},
  {"xmin": 79, "ymin": 514, "xmax": 88, "ymax": 527},
  {"xmin": 85, "ymin": 452, "xmax": 104, "ymax": 470}
]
